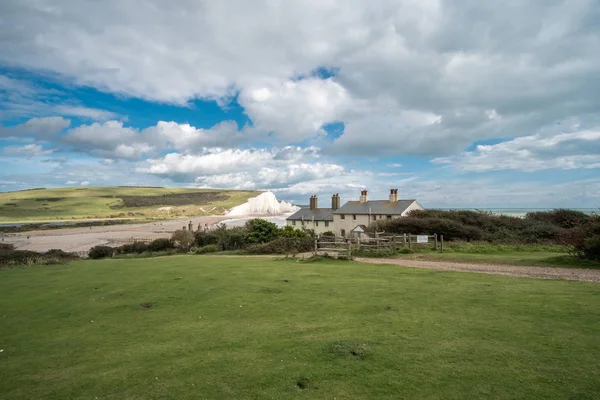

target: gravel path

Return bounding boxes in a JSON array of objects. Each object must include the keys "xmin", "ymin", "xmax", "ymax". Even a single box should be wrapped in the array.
[{"xmin": 355, "ymin": 257, "xmax": 600, "ymax": 283}]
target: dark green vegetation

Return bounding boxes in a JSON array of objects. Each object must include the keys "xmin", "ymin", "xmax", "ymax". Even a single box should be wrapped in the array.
[
  {"xmin": 0, "ymin": 187, "xmax": 260, "ymax": 224},
  {"xmin": 0, "ymin": 244, "xmax": 80, "ymax": 267},
  {"xmin": 195, "ymin": 220, "xmax": 313, "ymax": 254},
  {"xmin": 373, "ymin": 209, "xmax": 600, "ymax": 261},
  {"xmin": 1, "ymin": 256, "xmax": 600, "ymax": 399}
]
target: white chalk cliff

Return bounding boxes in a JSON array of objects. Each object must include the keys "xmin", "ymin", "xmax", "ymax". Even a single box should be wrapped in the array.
[{"xmin": 227, "ymin": 192, "xmax": 299, "ymax": 216}]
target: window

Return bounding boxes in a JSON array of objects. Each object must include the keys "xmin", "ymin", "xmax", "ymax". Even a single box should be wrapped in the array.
[
  {"xmin": 340, "ymin": 229, "xmax": 346, "ymax": 237},
  {"xmin": 341, "ymin": 214, "xmax": 345, "ymax": 219},
  {"xmin": 373, "ymin": 215, "xmax": 376, "ymax": 220},
  {"xmin": 325, "ymin": 221, "xmax": 329, "ymax": 227},
  {"xmin": 386, "ymin": 215, "xmax": 392, "ymax": 220},
  {"xmin": 302, "ymin": 220, "xmax": 305, "ymax": 225},
  {"xmin": 353, "ymin": 214, "xmax": 357, "ymax": 220},
  {"xmin": 315, "ymin": 221, "xmax": 319, "ymax": 227},
  {"xmin": 292, "ymin": 220, "xmax": 296, "ymax": 226}
]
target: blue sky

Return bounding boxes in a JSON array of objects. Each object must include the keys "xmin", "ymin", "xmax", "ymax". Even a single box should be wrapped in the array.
[{"xmin": 1, "ymin": 0, "xmax": 599, "ymax": 208}]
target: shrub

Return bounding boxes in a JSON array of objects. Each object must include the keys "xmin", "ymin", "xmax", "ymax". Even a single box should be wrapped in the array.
[
  {"xmin": 46, "ymin": 249, "xmax": 79, "ymax": 259},
  {"xmin": 0, "ymin": 243, "xmax": 15, "ymax": 251},
  {"xmin": 171, "ymin": 230, "xmax": 195, "ymax": 250},
  {"xmin": 279, "ymin": 225, "xmax": 309, "ymax": 238},
  {"xmin": 89, "ymin": 245, "xmax": 114, "ymax": 259},
  {"xmin": 195, "ymin": 244, "xmax": 219, "ymax": 254},
  {"xmin": 526, "ymin": 209, "xmax": 590, "ymax": 229},
  {"xmin": 147, "ymin": 238, "xmax": 174, "ymax": 252},
  {"xmin": 246, "ymin": 237, "xmax": 314, "ymax": 254},
  {"xmin": 116, "ymin": 241, "xmax": 149, "ymax": 254},
  {"xmin": 562, "ymin": 216, "xmax": 600, "ymax": 260},
  {"xmin": 195, "ymin": 226, "xmax": 247, "ymax": 251},
  {"xmin": 322, "ymin": 231, "xmax": 335, "ymax": 237},
  {"xmin": 244, "ymin": 218, "xmax": 280, "ymax": 244}
]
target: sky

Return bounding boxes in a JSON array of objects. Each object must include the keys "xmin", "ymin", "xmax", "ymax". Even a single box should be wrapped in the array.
[{"xmin": 1, "ymin": 0, "xmax": 599, "ymax": 208}]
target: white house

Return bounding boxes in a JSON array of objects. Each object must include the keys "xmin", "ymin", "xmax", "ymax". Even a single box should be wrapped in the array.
[{"xmin": 286, "ymin": 189, "xmax": 424, "ymax": 237}]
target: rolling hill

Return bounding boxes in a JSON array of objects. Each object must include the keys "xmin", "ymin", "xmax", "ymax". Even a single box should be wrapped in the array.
[{"xmin": 0, "ymin": 187, "xmax": 261, "ymax": 223}]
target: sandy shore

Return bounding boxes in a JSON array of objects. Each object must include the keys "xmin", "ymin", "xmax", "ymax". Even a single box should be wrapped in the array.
[{"xmin": 1, "ymin": 216, "xmax": 231, "ymax": 253}]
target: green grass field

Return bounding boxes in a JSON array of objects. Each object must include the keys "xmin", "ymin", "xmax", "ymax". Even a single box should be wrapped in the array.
[
  {"xmin": 0, "ymin": 187, "xmax": 260, "ymax": 223},
  {"xmin": 1, "ymin": 256, "xmax": 599, "ymax": 399}
]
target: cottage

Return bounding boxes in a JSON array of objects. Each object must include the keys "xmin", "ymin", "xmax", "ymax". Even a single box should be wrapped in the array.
[
  {"xmin": 285, "ymin": 194, "xmax": 338, "ymax": 235},
  {"xmin": 333, "ymin": 189, "xmax": 423, "ymax": 238},
  {"xmin": 286, "ymin": 189, "xmax": 424, "ymax": 238}
]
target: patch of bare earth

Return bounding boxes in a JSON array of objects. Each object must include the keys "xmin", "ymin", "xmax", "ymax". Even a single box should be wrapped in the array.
[{"xmin": 355, "ymin": 258, "xmax": 600, "ymax": 283}]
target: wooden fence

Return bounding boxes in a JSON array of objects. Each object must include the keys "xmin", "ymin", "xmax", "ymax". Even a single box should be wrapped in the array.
[
  {"xmin": 106, "ymin": 237, "xmax": 154, "ymax": 246},
  {"xmin": 314, "ymin": 233, "xmax": 445, "ymax": 258},
  {"xmin": 358, "ymin": 234, "xmax": 444, "ymax": 251}
]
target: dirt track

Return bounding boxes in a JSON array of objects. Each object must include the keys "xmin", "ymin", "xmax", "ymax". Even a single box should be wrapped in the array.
[
  {"xmin": 355, "ymin": 257, "xmax": 600, "ymax": 283},
  {"xmin": 1, "ymin": 216, "xmax": 229, "ymax": 253}
]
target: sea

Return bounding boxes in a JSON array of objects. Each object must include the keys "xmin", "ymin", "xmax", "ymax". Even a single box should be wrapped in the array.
[{"xmin": 434, "ymin": 208, "xmax": 598, "ymax": 217}]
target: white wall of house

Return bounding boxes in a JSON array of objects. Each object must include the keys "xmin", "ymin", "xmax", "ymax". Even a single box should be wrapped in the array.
[
  {"xmin": 333, "ymin": 201, "xmax": 422, "ymax": 237},
  {"xmin": 401, "ymin": 201, "xmax": 425, "ymax": 216},
  {"xmin": 286, "ymin": 219, "xmax": 333, "ymax": 235}
]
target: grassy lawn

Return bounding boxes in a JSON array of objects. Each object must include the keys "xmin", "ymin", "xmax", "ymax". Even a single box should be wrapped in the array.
[
  {"xmin": 1, "ymin": 256, "xmax": 600, "ymax": 399},
  {"xmin": 0, "ymin": 187, "xmax": 260, "ymax": 223}
]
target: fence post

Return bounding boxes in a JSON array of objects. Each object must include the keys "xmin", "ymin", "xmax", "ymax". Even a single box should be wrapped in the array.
[
  {"xmin": 408, "ymin": 234, "xmax": 411, "ymax": 250},
  {"xmin": 392, "ymin": 236, "xmax": 396, "ymax": 253},
  {"xmin": 403, "ymin": 233, "xmax": 407, "ymax": 247},
  {"xmin": 348, "ymin": 240, "xmax": 352, "ymax": 259},
  {"xmin": 434, "ymin": 234, "xmax": 438, "ymax": 250},
  {"xmin": 440, "ymin": 235, "xmax": 444, "ymax": 253},
  {"xmin": 314, "ymin": 238, "xmax": 318, "ymax": 255}
]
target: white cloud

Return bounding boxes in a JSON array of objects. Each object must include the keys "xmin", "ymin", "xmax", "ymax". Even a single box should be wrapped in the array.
[
  {"xmin": 0, "ymin": 74, "xmax": 119, "ymax": 121},
  {"xmin": 238, "ymin": 78, "xmax": 352, "ymax": 142},
  {"xmin": 2, "ymin": 144, "xmax": 53, "ymax": 157},
  {"xmin": 2, "ymin": 1, "xmax": 599, "ymax": 156},
  {"xmin": 433, "ymin": 129, "xmax": 600, "ymax": 172},
  {"xmin": 0, "ymin": 117, "xmax": 71, "ymax": 139},
  {"xmin": 53, "ymin": 105, "xmax": 120, "ymax": 121},
  {"xmin": 80, "ymin": 181, "xmax": 90, "ymax": 186}
]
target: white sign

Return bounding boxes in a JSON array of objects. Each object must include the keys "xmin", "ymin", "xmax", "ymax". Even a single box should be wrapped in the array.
[{"xmin": 416, "ymin": 235, "xmax": 428, "ymax": 243}]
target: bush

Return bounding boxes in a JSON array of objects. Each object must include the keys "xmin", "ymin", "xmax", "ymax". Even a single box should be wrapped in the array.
[
  {"xmin": 88, "ymin": 245, "xmax": 115, "ymax": 259},
  {"xmin": 46, "ymin": 249, "xmax": 79, "ymax": 259},
  {"xmin": 0, "ymin": 243, "xmax": 15, "ymax": 251},
  {"xmin": 245, "ymin": 218, "xmax": 280, "ymax": 244},
  {"xmin": 278, "ymin": 225, "xmax": 309, "ymax": 238},
  {"xmin": 195, "ymin": 226, "xmax": 247, "ymax": 251},
  {"xmin": 195, "ymin": 244, "xmax": 219, "ymax": 254},
  {"xmin": 322, "ymin": 231, "xmax": 335, "ymax": 237},
  {"xmin": 562, "ymin": 216, "xmax": 600, "ymax": 260},
  {"xmin": 116, "ymin": 241, "xmax": 149, "ymax": 254},
  {"xmin": 171, "ymin": 230, "xmax": 195, "ymax": 250},
  {"xmin": 147, "ymin": 238, "xmax": 174, "ymax": 252},
  {"xmin": 526, "ymin": 209, "xmax": 590, "ymax": 229},
  {"xmin": 246, "ymin": 237, "xmax": 314, "ymax": 254}
]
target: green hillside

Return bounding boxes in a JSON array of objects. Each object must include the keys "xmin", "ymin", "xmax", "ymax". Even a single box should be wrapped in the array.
[{"xmin": 0, "ymin": 187, "xmax": 261, "ymax": 223}]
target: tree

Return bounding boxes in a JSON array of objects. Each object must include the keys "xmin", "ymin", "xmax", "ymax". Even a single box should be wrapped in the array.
[
  {"xmin": 171, "ymin": 229, "xmax": 195, "ymax": 250},
  {"xmin": 244, "ymin": 218, "xmax": 279, "ymax": 244}
]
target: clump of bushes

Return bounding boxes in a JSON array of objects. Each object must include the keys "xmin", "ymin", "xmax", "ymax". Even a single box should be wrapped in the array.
[
  {"xmin": 89, "ymin": 245, "xmax": 114, "ymax": 259},
  {"xmin": 562, "ymin": 216, "xmax": 600, "ymax": 261},
  {"xmin": 147, "ymin": 238, "xmax": 175, "ymax": 252},
  {"xmin": 1, "ymin": 244, "xmax": 80, "ymax": 267},
  {"xmin": 373, "ymin": 209, "xmax": 593, "ymax": 244},
  {"xmin": 195, "ymin": 244, "xmax": 219, "ymax": 254},
  {"xmin": 246, "ymin": 237, "xmax": 314, "ymax": 255}
]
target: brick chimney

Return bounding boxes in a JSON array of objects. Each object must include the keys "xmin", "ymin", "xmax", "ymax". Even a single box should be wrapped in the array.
[
  {"xmin": 331, "ymin": 193, "xmax": 340, "ymax": 210},
  {"xmin": 310, "ymin": 195, "xmax": 318, "ymax": 210},
  {"xmin": 359, "ymin": 190, "xmax": 368, "ymax": 204},
  {"xmin": 389, "ymin": 189, "xmax": 398, "ymax": 203}
]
